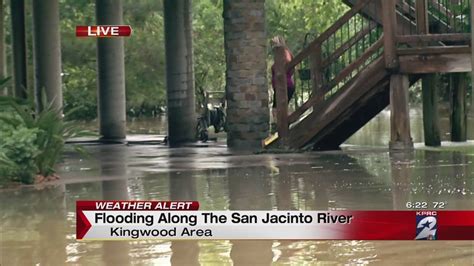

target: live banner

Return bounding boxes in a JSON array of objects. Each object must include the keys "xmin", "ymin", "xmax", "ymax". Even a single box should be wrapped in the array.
[{"xmin": 76, "ymin": 201, "xmax": 474, "ymax": 241}]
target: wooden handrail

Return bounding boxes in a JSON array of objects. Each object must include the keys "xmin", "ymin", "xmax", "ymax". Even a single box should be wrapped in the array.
[
  {"xmin": 324, "ymin": 37, "xmax": 384, "ymax": 91},
  {"xmin": 287, "ymin": 0, "xmax": 372, "ymax": 71},
  {"xmin": 320, "ymin": 21, "xmax": 377, "ymax": 69},
  {"xmin": 288, "ymin": 36, "xmax": 384, "ymax": 125}
]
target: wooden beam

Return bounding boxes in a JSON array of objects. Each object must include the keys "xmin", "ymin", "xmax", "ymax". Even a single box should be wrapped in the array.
[
  {"xmin": 397, "ymin": 46, "xmax": 471, "ymax": 55},
  {"xmin": 396, "ymin": 33, "xmax": 471, "ymax": 44},
  {"xmin": 399, "ymin": 53, "xmax": 472, "ymax": 74},
  {"xmin": 382, "ymin": 0, "xmax": 399, "ymax": 69},
  {"xmin": 415, "ymin": 0, "xmax": 428, "ymax": 34},
  {"xmin": 389, "ymin": 74, "xmax": 413, "ymax": 150},
  {"xmin": 422, "ymin": 74, "xmax": 441, "ymax": 146},
  {"xmin": 273, "ymin": 46, "xmax": 289, "ymax": 147},
  {"xmin": 450, "ymin": 73, "xmax": 467, "ymax": 142}
]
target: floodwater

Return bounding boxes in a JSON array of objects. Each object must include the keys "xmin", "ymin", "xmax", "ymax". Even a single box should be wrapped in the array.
[{"xmin": 1, "ymin": 108, "xmax": 473, "ymax": 265}]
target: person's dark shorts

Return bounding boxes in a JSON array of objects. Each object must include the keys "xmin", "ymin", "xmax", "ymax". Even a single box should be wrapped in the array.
[{"xmin": 272, "ymin": 86, "xmax": 295, "ymax": 108}]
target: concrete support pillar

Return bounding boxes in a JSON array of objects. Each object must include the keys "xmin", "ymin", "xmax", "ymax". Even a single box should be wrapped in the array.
[
  {"xmin": 471, "ymin": 1, "xmax": 474, "ymax": 114},
  {"xmin": 10, "ymin": 0, "xmax": 27, "ymax": 99},
  {"xmin": 450, "ymin": 73, "xmax": 467, "ymax": 142},
  {"xmin": 32, "ymin": 0, "xmax": 62, "ymax": 112},
  {"xmin": 164, "ymin": 0, "xmax": 196, "ymax": 146},
  {"xmin": 223, "ymin": 0, "xmax": 269, "ymax": 149},
  {"xmin": 96, "ymin": 0, "xmax": 127, "ymax": 140},
  {"xmin": 389, "ymin": 74, "xmax": 413, "ymax": 150},
  {"xmin": 0, "ymin": 0, "xmax": 7, "ymax": 95},
  {"xmin": 422, "ymin": 74, "xmax": 441, "ymax": 146}
]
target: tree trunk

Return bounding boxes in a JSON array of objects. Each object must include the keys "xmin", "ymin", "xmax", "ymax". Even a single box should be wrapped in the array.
[
  {"xmin": 96, "ymin": 0, "xmax": 127, "ymax": 141},
  {"xmin": 164, "ymin": 0, "xmax": 196, "ymax": 146},
  {"xmin": 32, "ymin": 0, "xmax": 62, "ymax": 112},
  {"xmin": 10, "ymin": 0, "xmax": 28, "ymax": 99}
]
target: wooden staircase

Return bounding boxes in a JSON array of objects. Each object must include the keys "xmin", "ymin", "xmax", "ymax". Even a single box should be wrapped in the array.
[{"xmin": 265, "ymin": 0, "xmax": 471, "ymax": 150}]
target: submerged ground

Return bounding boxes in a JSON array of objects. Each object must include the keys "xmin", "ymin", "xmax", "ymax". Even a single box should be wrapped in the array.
[{"xmin": 1, "ymin": 108, "xmax": 473, "ymax": 265}]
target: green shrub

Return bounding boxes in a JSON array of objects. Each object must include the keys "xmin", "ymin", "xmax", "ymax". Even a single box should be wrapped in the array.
[
  {"xmin": 0, "ymin": 89, "xmax": 93, "ymax": 184},
  {"xmin": 0, "ymin": 123, "xmax": 40, "ymax": 184}
]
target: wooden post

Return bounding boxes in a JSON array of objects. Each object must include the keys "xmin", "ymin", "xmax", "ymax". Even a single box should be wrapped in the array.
[
  {"xmin": 450, "ymin": 73, "xmax": 467, "ymax": 142},
  {"xmin": 381, "ymin": 0, "xmax": 399, "ymax": 70},
  {"xmin": 422, "ymin": 74, "xmax": 441, "ymax": 146},
  {"xmin": 273, "ymin": 46, "xmax": 289, "ymax": 147},
  {"xmin": 310, "ymin": 44, "xmax": 324, "ymax": 102},
  {"xmin": 389, "ymin": 74, "xmax": 413, "ymax": 150},
  {"xmin": 415, "ymin": 0, "xmax": 428, "ymax": 34}
]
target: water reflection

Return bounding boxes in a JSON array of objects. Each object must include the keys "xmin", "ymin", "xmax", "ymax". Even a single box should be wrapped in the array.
[
  {"xmin": 389, "ymin": 151, "xmax": 413, "ymax": 210},
  {"xmin": 1, "ymin": 137, "xmax": 473, "ymax": 264},
  {"xmin": 169, "ymin": 151, "xmax": 200, "ymax": 266},
  {"xmin": 99, "ymin": 145, "xmax": 132, "ymax": 266},
  {"xmin": 228, "ymin": 166, "xmax": 273, "ymax": 266},
  {"xmin": 0, "ymin": 185, "xmax": 68, "ymax": 265},
  {"xmin": 347, "ymin": 108, "xmax": 474, "ymax": 146}
]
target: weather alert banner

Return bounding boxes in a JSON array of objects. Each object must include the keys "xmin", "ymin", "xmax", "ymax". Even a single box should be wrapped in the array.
[{"xmin": 76, "ymin": 201, "xmax": 474, "ymax": 240}]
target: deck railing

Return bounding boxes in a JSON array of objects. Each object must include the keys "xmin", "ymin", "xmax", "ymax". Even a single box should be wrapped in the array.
[{"xmin": 396, "ymin": 0, "xmax": 471, "ymax": 47}]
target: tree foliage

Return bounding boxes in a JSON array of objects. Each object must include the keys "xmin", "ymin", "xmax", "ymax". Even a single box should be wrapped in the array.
[{"xmin": 56, "ymin": 0, "xmax": 351, "ymax": 120}]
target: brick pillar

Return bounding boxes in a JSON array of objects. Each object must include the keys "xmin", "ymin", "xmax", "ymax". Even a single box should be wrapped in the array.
[{"xmin": 223, "ymin": 0, "xmax": 269, "ymax": 150}]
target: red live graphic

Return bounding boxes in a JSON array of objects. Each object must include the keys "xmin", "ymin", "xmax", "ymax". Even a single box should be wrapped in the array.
[{"xmin": 76, "ymin": 25, "xmax": 132, "ymax": 37}]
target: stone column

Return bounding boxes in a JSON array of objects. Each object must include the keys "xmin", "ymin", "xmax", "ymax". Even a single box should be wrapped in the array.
[
  {"xmin": 164, "ymin": 0, "xmax": 196, "ymax": 146},
  {"xmin": 223, "ymin": 0, "xmax": 269, "ymax": 149},
  {"xmin": 10, "ymin": 0, "xmax": 28, "ymax": 99},
  {"xmin": 96, "ymin": 0, "xmax": 127, "ymax": 141},
  {"xmin": 32, "ymin": 0, "xmax": 63, "ymax": 112}
]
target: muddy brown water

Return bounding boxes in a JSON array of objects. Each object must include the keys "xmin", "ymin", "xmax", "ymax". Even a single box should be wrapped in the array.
[{"xmin": 1, "ymin": 108, "xmax": 473, "ymax": 265}]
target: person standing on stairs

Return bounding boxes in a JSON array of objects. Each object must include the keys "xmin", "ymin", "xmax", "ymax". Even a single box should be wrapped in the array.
[{"xmin": 270, "ymin": 36, "xmax": 295, "ymax": 133}]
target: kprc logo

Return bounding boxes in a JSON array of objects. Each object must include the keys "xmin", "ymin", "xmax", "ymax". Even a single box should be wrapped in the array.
[{"xmin": 415, "ymin": 211, "xmax": 437, "ymax": 240}]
